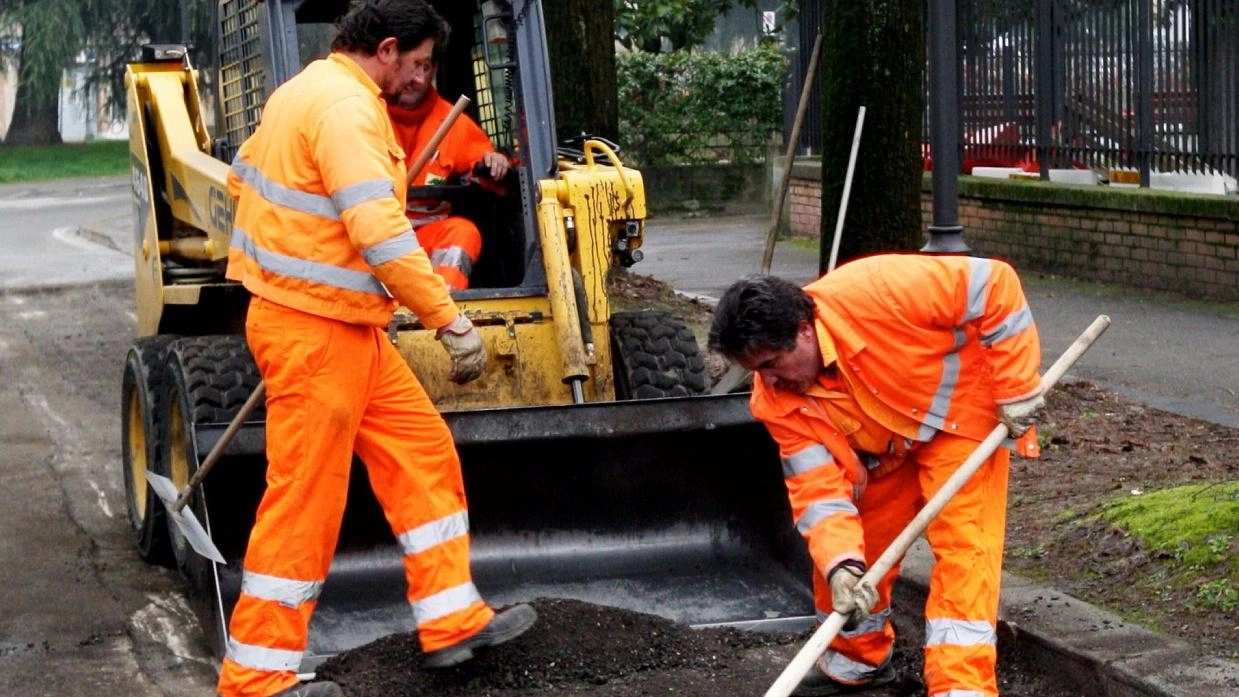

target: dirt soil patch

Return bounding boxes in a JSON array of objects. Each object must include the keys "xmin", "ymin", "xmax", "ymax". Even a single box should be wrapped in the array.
[
  {"xmin": 319, "ymin": 271, "xmax": 1236, "ymax": 695},
  {"xmin": 319, "ymin": 594, "xmax": 1086, "ymax": 696}
]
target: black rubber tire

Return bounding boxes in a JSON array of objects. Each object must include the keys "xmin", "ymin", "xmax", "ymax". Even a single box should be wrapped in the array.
[
  {"xmin": 120, "ymin": 336, "xmax": 179, "ymax": 566},
  {"xmin": 162, "ymin": 334, "xmax": 263, "ymax": 567},
  {"xmin": 161, "ymin": 335, "xmax": 263, "ymax": 658},
  {"xmin": 610, "ymin": 311, "xmax": 709, "ymax": 399}
]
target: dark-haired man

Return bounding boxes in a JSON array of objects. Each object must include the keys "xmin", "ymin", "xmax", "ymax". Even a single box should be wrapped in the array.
[
  {"xmin": 708, "ymin": 255, "xmax": 1044, "ymax": 697},
  {"xmin": 221, "ymin": 2, "xmax": 535, "ymax": 696}
]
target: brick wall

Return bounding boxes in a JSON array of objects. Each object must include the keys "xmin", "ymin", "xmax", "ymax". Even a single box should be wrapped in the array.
[
  {"xmin": 787, "ymin": 176, "xmax": 821, "ymax": 238},
  {"xmin": 787, "ymin": 167, "xmax": 1239, "ymax": 302}
]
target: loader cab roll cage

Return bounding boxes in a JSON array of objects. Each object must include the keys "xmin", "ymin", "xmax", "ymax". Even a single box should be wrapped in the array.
[{"xmin": 212, "ymin": 0, "xmax": 556, "ymax": 295}]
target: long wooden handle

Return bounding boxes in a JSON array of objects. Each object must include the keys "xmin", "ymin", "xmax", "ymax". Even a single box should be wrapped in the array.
[
  {"xmin": 764, "ymin": 314, "xmax": 1112, "ymax": 697},
  {"xmin": 761, "ymin": 32, "xmax": 823, "ymax": 274},
  {"xmin": 406, "ymin": 95, "xmax": 471, "ymax": 183}
]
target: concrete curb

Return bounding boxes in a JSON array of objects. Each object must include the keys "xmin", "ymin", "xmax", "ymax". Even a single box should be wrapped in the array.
[{"xmin": 901, "ymin": 540, "xmax": 1239, "ymax": 697}]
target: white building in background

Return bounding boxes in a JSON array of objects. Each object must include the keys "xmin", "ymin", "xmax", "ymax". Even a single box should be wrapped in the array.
[
  {"xmin": 1, "ymin": 33, "xmax": 17, "ymax": 139},
  {"xmin": 58, "ymin": 61, "xmax": 128, "ymax": 142}
]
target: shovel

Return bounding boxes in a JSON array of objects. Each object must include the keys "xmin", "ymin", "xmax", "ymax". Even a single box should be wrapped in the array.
[
  {"xmin": 763, "ymin": 314, "xmax": 1112, "ymax": 697},
  {"xmin": 147, "ymin": 381, "xmax": 266, "ymax": 564}
]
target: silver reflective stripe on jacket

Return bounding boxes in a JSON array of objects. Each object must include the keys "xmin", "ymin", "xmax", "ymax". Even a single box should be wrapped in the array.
[
  {"xmin": 231, "ymin": 227, "xmax": 390, "ymax": 296},
  {"xmin": 333, "ymin": 177, "xmax": 395, "ymax": 212},
  {"xmin": 231, "ymin": 156, "xmax": 339, "ymax": 220},
  {"xmin": 783, "ymin": 444, "xmax": 833, "ymax": 478},
  {"xmin": 362, "ymin": 231, "xmax": 421, "ymax": 266},
  {"xmin": 795, "ymin": 497, "xmax": 858, "ymax": 534}
]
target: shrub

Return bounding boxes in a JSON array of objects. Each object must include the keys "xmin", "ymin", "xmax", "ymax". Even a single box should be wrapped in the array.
[{"xmin": 617, "ymin": 45, "xmax": 786, "ymax": 166}]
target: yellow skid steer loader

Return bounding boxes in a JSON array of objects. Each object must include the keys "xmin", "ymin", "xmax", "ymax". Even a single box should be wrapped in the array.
[{"xmin": 120, "ymin": 0, "xmax": 814, "ymax": 671}]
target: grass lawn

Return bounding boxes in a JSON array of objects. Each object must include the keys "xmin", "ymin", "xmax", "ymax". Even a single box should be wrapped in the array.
[{"xmin": 0, "ymin": 140, "xmax": 129, "ymax": 184}]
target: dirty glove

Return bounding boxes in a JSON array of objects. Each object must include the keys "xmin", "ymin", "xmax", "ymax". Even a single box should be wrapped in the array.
[
  {"xmin": 828, "ymin": 564, "xmax": 878, "ymax": 631},
  {"xmin": 997, "ymin": 392, "xmax": 1047, "ymax": 437},
  {"xmin": 436, "ymin": 314, "xmax": 486, "ymax": 384}
]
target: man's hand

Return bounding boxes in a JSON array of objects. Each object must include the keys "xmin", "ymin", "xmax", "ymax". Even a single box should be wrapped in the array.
[
  {"xmin": 478, "ymin": 152, "xmax": 510, "ymax": 181},
  {"xmin": 436, "ymin": 314, "xmax": 486, "ymax": 384},
  {"xmin": 997, "ymin": 392, "xmax": 1047, "ymax": 436},
  {"xmin": 828, "ymin": 564, "xmax": 878, "ymax": 631}
]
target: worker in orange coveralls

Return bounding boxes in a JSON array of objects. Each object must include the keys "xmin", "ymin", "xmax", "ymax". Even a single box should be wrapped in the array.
[
  {"xmin": 708, "ymin": 255, "xmax": 1045, "ymax": 697},
  {"xmin": 220, "ymin": 3, "xmax": 535, "ymax": 697},
  {"xmin": 387, "ymin": 52, "xmax": 510, "ymax": 290}
]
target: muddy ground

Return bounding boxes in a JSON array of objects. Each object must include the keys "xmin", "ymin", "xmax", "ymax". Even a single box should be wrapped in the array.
[{"xmin": 316, "ymin": 271, "xmax": 1236, "ymax": 695}]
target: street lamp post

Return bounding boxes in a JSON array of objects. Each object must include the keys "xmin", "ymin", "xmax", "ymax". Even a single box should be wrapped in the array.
[{"xmin": 923, "ymin": 0, "xmax": 970, "ymax": 253}]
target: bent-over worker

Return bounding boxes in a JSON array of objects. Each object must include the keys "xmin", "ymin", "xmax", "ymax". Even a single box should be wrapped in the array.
[
  {"xmin": 220, "ymin": 3, "xmax": 534, "ymax": 697},
  {"xmin": 708, "ymin": 254, "xmax": 1045, "ymax": 697},
  {"xmin": 387, "ymin": 51, "xmax": 510, "ymax": 290}
]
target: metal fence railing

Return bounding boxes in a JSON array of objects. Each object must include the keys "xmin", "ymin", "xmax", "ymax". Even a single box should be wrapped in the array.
[
  {"xmin": 792, "ymin": 0, "xmax": 1239, "ymax": 189},
  {"xmin": 955, "ymin": 0, "xmax": 1238, "ymax": 187}
]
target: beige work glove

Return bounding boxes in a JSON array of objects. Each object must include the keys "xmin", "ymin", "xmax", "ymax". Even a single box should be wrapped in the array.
[
  {"xmin": 828, "ymin": 564, "xmax": 878, "ymax": 631},
  {"xmin": 436, "ymin": 314, "xmax": 486, "ymax": 385},
  {"xmin": 997, "ymin": 392, "xmax": 1047, "ymax": 437}
]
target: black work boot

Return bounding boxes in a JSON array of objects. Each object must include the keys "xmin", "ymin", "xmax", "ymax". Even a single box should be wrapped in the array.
[
  {"xmin": 421, "ymin": 603, "xmax": 538, "ymax": 668},
  {"xmin": 267, "ymin": 680, "xmax": 343, "ymax": 697},
  {"xmin": 792, "ymin": 658, "xmax": 895, "ymax": 696}
]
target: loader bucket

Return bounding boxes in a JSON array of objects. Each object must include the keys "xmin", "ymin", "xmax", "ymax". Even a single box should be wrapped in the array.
[{"xmin": 192, "ymin": 394, "xmax": 816, "ymax": 672}]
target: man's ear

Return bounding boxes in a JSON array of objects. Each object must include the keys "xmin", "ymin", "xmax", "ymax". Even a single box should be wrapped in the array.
[{"xmin": 376, "ymin": 37, "xmax": 399, "ymax": 64}]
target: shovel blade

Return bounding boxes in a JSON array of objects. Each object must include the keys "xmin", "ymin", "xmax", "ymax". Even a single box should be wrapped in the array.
[{"xmin": 146, "ymin": 470, "xmax": 226, "ymax": 564}]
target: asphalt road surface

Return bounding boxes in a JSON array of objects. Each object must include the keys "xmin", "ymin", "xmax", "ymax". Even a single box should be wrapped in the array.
[{"xmin": 0, "ymin": 177, "xmax": 217, "ymax": 696}]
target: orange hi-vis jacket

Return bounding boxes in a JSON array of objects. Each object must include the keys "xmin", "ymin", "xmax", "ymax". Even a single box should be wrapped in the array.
[
  {"xmin": 751, "ymin": 253, "xmax": 1042, "ymax": 579},
  {"xmin": 388, "ymin": 86, "xmax": 500, "ymax": 223},
  {"xmin": 226, "ymin": 53, "xmax": 458, "ymax": 331}
]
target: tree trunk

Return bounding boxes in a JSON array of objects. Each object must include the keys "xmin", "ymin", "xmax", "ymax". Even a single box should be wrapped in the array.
[
  {"xmin": 817, "ymin": 1, "xmax": 923, "ymax": 273},
  {"xmin": 3, "ymin": 15, "xmax": 65, "ymax": 147},
  {"xmin": 543, "ymin": 0, "xmax": 618, "ymax": 141},
  {"xmin": 4, "ymin": 77, "xmax": 61, "ymax": 146}
]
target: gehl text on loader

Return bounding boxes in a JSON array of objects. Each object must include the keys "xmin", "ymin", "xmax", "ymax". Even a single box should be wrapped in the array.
[{"xmin": 120, "ymin": 0, "xmax": 814, "ymax": 673}]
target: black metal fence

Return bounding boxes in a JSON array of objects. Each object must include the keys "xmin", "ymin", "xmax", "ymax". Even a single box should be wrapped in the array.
[{"xmin": 792, "ymin": 0, "xmax": 1239, "ymax": 188}]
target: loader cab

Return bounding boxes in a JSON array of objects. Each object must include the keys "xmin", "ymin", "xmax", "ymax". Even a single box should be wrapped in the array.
[{"xmin": 213, "ymin": 0, "xmax": 551, "ymax": 294}]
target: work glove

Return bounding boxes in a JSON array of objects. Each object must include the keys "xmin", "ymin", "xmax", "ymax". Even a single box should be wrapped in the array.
[
  {"xmin": 828, "ymin": 564, "xmax": 878, "ymax": 631},
  {"xmin": 436, "ymin": 314, "xmax": 486, "ymax": 385},
  {"xmin": 997, "ymin": 392, "xmax": 1047, "ymax": 437}
]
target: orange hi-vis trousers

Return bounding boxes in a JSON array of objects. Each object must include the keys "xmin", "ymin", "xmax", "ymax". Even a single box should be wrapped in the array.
[
  {"xmin": 414, "ymin": 216, "xmax": 482, "ymax": 290},
  {"xmin": 815, "ymin": 433, "xmax": 1009, "ymax": 697},
  {"xmin": 217, "ymin": 296, "xmax": 493, "ymax": 697}
]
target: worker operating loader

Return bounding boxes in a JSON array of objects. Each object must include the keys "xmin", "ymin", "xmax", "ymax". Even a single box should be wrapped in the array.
[
  {"xmin": 220, "ymin": 2, "xmax": 535, "ymax": 696},
  {"xmin": 709, "ymin": 255, "xmax": 1045, "ymax": 697},
  {"xmin": 387, "ymin": 47, "xmax": 511, "ymax": 290}
]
